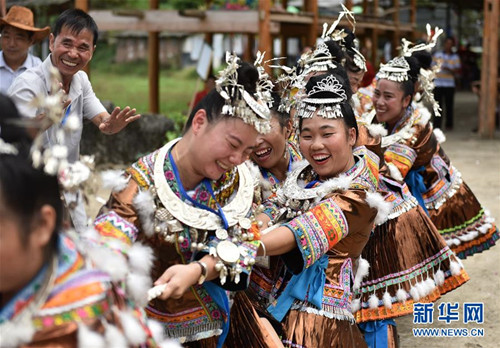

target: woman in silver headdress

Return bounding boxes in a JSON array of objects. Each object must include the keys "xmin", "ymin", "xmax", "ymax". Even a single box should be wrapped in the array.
[
  {"xmin": 256, "ymin": 71, "xmax": 388, "ymax": 348},
  {"xmin": 373, "ymin": 53, "xmax": 498, "ymax": 260},
  {"xmin": 93, "ymin": 54, "xmax": 275, "ymax": 348}
]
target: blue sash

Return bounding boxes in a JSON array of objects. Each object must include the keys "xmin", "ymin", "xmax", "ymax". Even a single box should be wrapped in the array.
[
  {"xmin": 268, "ymin": 254, "xmax": 329, "ymax": 321},
  {"xmin": 404, "ymin": 166, "xmax": 429, "ymax": 215}
]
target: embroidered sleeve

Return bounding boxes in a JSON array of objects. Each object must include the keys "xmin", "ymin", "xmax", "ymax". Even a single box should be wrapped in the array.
[
  {"xmin": 283, "ymin": 198, "xmax": 349, "ymax": 271},
  {"xmin": 384, "ymin": 143, "xmax": 417, "ymax": 179},
  {"xmin": 94, "ymin": 210, "xmax": 139, "ymax": 248}
]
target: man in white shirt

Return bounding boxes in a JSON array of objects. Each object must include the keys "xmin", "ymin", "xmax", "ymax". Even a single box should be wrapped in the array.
[
  {"xmin": 0, "ymin": 6, "xmax": 49, "ymax": 94},
  {"xmin": 8, "ymin": 9, "xmax": 140, "ymax": 231}
]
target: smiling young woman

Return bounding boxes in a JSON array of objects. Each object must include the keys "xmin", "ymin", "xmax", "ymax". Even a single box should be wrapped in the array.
[
  {"xmin": 373, "ymin": 54, "xmax": 498, "ymax": 261},
  {"xmin": 256, "ymin": 72, "xmax": 388, "ymax": 348},
  {"xmin": 93, "ymin": 54, "xmax": 275, "ymax": 347}
]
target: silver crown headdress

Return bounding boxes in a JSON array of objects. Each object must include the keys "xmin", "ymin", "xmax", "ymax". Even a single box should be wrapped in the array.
[
  {"xmin": 321, "ymin": 4, "xmax": 366, "ymax": 72},
  {"xmin": 401, "ymin": 24, "xmax": 444, "ymax": 57},
  {"xmin": 377, "ymin": 56, "xmax": 411, "ymax": 82},
  {"xmin": 400, "ymin": 24, "xmax": 444, "ymax": 117},
  {"xmin": 296, "ymin": 74, "xmax": 348, "ymax": 120},
  {"xmin": 298, "ymin": 42, "xmax": 338, "ymax": 76},
  {"xmin": 216, "ymin": 52, "xmax": 272, "ymax": 134}
]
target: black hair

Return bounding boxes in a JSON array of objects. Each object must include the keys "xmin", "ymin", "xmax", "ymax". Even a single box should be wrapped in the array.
[
  {"xmin": 396, "ymin": 56, "xmax": 420, "ymax": 98},
  {"xmin": 270, "ymin": 92, "xmax": 290, "ymax": 128},
  {"xmin": 0, "ymin": 24, "xmax": 34, "ymax": 40},
  {"xmin": 184, "ymin": 61, "xmax": 259, "ymax": 133},
  {"xmin": 325, "ymin": 40, "xmax": 345, "ymax": 66},
  {"xmin": 411, "ymin": 50, "xmax": 432, "ymax": 70},
  {"xmin": 0, "ymin": 94, "xmax": 61, "ymax": 254},
  {"xmin": 341, "ymin": 29, "xmax": 364, "ymax": 74},
  {"xmin": 53, "ymin": 9, "xmax": 99, "ymax": 46},
  {"xmin": 299, "ymin": 72, "xmax": 358, "ymax": 140}
]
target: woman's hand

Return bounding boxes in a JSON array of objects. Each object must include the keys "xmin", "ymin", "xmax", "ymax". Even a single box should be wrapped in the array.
[{"xmin": 153, "ymin": 263, "xmax": 202, "ymax": 300}]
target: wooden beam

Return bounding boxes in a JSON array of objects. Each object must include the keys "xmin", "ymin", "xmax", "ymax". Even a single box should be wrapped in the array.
[
  {"xmin": 243, "ymin": 34, "xmax": 254, "ymax": 62},
  {"xmin": 304, "ymin": 0, "xmax": 318, "ymax": 47},
  {"xmin": 371, "ymin": 0, "xmax": 379, "ymax": 65},
  {"xmin": 88, "ymin": 10, "xmax": 279, "ymax": 34},
  {"xmin": 391, "ymin": 0, "xmax": 400, "ymax": 58},
  {"xmin": 1, "ymin": 0, "xmax": 6, "ymax": 17},
  {"xmin": 479, "ymin": 0, "xmax": 498, "ymax": 138},
  {"xmin": 345, "ymin": 0, "xmax": 353, "ymax": 10},
  {"xmin": 148, "ymin": 0, "xmax": 159, "ymax": 114},
  {"xmin": 258, "ymin": 0, "xmax": 272, "ymax": 73},
  {"xmin": 410, "ymin": 0, "xmax": 417, "ymax": 40}
]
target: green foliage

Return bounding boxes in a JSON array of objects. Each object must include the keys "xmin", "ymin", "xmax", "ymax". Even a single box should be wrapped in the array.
[{"xmin": 89, "ymin": 42, "xmax": 197, "ymax": 140}]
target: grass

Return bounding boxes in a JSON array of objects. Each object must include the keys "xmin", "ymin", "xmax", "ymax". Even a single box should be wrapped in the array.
[{"xmin": 88, "ymin": 43, "xmax": 199, "ymax": 123}]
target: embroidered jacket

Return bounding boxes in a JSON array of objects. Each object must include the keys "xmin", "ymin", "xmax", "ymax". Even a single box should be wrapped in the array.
[
  {"xmin": 268, "ymin": 147, "xmax": 380, "ymax": 322},
  {"xmin": 249, "ymin": 141, "xmax": 302, "ymax": 307},
  {"xmin": 94, "ymin": 142, "xmax": 260, "ymax": 342},
  {"xmin": 0, "ymin": 234, "xmax": 154, "ymax": 347}
]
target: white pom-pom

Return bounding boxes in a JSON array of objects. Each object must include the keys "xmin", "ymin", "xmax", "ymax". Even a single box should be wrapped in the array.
[
  {"xmin": 0, "ymin": 319, "xmax": 35, "ymax": 347},
  {"xmin": 477, "ymin": 223, "xmax": 492, "ymax": 234},
  {"xmin": 120, "ymin": 311, "xmax": 147, "ymax": 345},
  {"xmin": 133, "ymin": 190, "xmax": 156, "ymax": 237},
  {"xmin": 450, "ymin": 261, "xmax": 462, "ymax": 276},
  {"xmin": 64, "ymin": 115, "xmax": 81, "ymax": 131},
  {"xmin": 128, "ymin": 243, "xmax": 155, "ymax": 276},
  {"xmin": 353, "ymin": 257, "xmax": 370, "ymax": 290},
  {"xmin": 366, "ymin": 123, "xmax": 388, "ymax": 137},
  {"xmin": 396, "ymin": 288, "xmax": 407, "ymax": 303},
  {"xmin": 365, "ymin": 191, "xmax": 392, "ymax": 225},
  {"xmin": 410, "ymin": 286, "xmax": 420, "ymax": 301},
  {"xmin": 104, "ymin": 324, "xmax": 128, "ymax": 348},
  {"xmin": 387, "ymin": 162, "xmax": 404, "ymax": 181},
  {"xmin": 78, "ymin": 324, "xmax": 106, "ymax": 348},
  {"xmin": 383, "ymin": 291, "xmax": 393, "ymax": 309},
  {"xmin": 425, "ymin": 277, "xmax": 436, "ymax": 293},
  {"xmin": 416, "ymin": 281, "xmax": 428, "ymax": 298},
  {"xmin": 434, "ymin": 269, "xmax": 445, "ymax": 286},
  {"xmin": 126, "ymin": 273, "xmax": 152, "ymax": 307},
  {"xmin": 417, "ymin": 107, "xmax": 431, "ymax": 126},
  {"xmin": 87, "ymin": 247, "xmax": 128, "ymax": 282},
  {"xmin": 147, "ymin": 319, "xmax": 166, "ymax": 343},
  {"xmin": 159, "ymin": 339, "xmax": 184, "ymax": 348},
  {"xmin": 433, "ymin": 128, "xmax": 446, "ymax": 144},
  {"xmin": 351, "ymin": 298, "xmax": 361, "ymax": 313},
  {"xmin": 101, "ymin": 170, "xmax": 129, "ymax": 193},
  {"xmin": 368, "ymin": 293, "xmax": 379, "ymax": 309}
]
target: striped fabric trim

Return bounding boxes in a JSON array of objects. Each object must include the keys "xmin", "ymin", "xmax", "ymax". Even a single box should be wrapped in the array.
[
  {"xmin": 384, "ymin": 143, "xmax": 417, "ymax": 178},
  {"xmin": 285, "ymin": 198, "xmax": 348, "ymax": 269}
]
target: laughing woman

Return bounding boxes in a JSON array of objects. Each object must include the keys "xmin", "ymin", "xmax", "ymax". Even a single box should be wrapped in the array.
[
  {"xmin": 247, "ymin": 92, "xmax": 302, "ymax": 309},
  {"xmin": 257, "ymin": 72, "xmax": 388, "ymax": 348},
  {"xmin": 94, "ymin": 55, "xmax": 273, "ymax": 347},
  {"xmin": 373, "ymin": 55, "xmax": 498, "ymax": 259}
]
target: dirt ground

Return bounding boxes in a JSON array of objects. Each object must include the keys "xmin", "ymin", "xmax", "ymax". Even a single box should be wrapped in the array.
[
  {"xmin": 395, "ymin": 91, "xmax": 500, "ymax": 348},
  {"xmin": 87, "ymin": 91, "xmax": 500, "ymax": 348}
]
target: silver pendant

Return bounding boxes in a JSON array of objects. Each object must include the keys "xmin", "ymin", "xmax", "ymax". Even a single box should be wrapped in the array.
[
  {"xmin": 239, "ymin": 217, "xmax": 252, "ymax": 230},
  {"xmin": 215, "ymin": 228, "xmax": 228, "ymax": 240},
  {"xmin": 217, "ymin": 240, "xmax": 240, "ymax": 264},
  {"xmin": 167, "ymin": 219, "xmax": 184, "ymax": 233}
]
